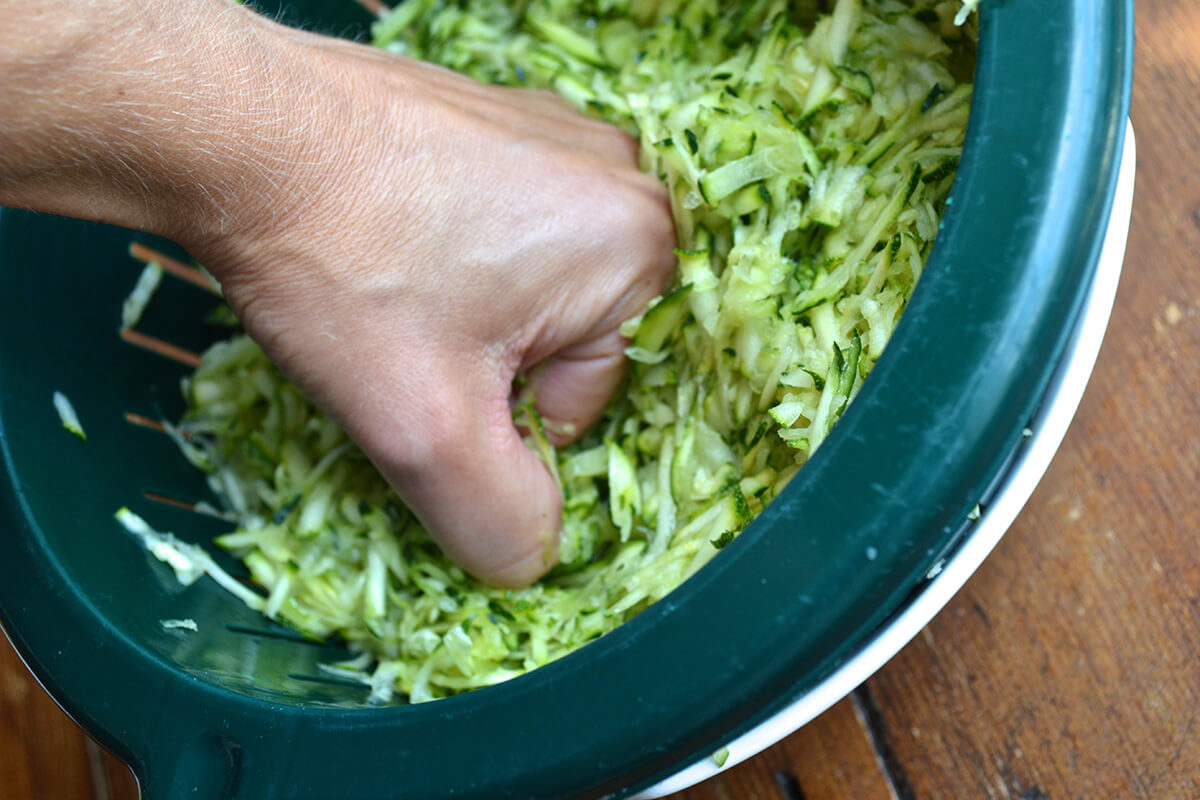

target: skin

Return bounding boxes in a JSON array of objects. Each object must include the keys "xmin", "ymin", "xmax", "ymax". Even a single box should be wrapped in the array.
[{"xmin": 0, "ymin": 0, "xmax": 676, "ymax": 587}]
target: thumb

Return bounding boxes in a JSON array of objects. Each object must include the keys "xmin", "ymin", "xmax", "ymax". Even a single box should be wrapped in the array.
[
  {"xmin": 372, "ymin": 375, "xmax": 562, "ymax": 589},
  {"xmin": 525, "ymin": 329, "xmax": 629, "ymax": 447}
]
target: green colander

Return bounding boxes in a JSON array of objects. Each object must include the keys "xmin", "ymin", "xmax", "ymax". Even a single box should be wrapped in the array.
[{"xmin": 0, "ymin": 2, "xmax": 1133, "ymax": 798}]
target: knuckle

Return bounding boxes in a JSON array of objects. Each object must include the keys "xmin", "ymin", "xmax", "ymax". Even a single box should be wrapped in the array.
[{"xmin": 605, "ymin": 128, "xmax": 641, "ymax": 163}]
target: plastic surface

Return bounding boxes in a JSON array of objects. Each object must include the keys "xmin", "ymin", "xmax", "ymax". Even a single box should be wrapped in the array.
[
  {"xmin": 641, "ymin": 119, "xmax": 1137, "ymax": 797},
  {"xmin": 0, "ymin": 3, "xmax": 1133, "ymax": 799}
]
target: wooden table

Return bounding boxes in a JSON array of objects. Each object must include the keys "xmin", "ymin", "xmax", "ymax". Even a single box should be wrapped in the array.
[{"xmin": 4, "ymin": 4, "xmax": 1196, "ymax": 798}]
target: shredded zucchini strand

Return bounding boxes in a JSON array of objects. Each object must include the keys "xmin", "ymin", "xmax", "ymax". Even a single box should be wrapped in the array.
[{"xmin": 130, "ymin": 0, "xmax": 975, "ymax": 702}]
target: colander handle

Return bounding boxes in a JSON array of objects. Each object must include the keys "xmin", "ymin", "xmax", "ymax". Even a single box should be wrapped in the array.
[{"xmin": 135, "ymin": 732, "xmax": 239, "ymax": 800}]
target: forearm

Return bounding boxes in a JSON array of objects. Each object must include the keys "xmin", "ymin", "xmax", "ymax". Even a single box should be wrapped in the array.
[
  {"xmin": 0, "ymin": 0, "xmax": 676, "ymax": 588},
  {"xmin": 0, "ymin": 0, "xmax": 306, "ymax": 243}
]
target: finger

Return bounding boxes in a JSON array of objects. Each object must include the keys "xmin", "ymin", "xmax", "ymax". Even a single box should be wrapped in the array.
[
  {"xmin": 524, "ymin": 183, "xmax": 676, "ymax": 444},
  {"xmin": 464, "ymin": 92, "xmax": 641, "ymax": 166},
  {"xmin": 503, "ymin": 87, "xmax": 628, "ymax": 137},
  {"xmin": 328, "ymin": 49, "xmax": 643, "ymax": 168},
  {"xmin": 407, "ymin": 73, "xmax": 641, "ymax": 166},
  {"xmin": 277, "ymin": 30, "xmax": 641, "ymax": 167},
  {"xmin": 508, "ymin": 90, "xmax": 642, "ymax": 164},
  {"xmin": 526, "ymin": 330, "xmax": 629, "ymax": 446},
  {"xmin": 372, "ymin": 375, "xmax": 563, "ymax": 588}
]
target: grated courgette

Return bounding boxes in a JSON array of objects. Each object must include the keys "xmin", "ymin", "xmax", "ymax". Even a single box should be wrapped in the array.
[{"xmin": 135, "ymin": 0, "xmax": 977, "ymax": 702}]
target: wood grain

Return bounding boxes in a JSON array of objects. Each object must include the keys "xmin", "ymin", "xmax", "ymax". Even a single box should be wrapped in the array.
[
  {"xmin": 0, "ymin": 2, "xmax": 1194, "ymax": 799},
  {"xmin": 101, "ymin": 748, "xmax": 141, "ymax": 800},
  {"xmin": 0, "ymin": 636, "xmax": 102, "ymax": 799},
  {"xmin": 845, "ymin": 3, "xmax": 1200, "ymax": 799},
  {"xmin": 675, "ymin": 698, "xmax": 898, "ymax": 800}
]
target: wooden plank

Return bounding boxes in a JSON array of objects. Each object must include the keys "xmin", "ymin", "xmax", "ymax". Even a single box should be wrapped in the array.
[
  {"xmin": 672, "ymin": 698, "xmax": 896, "ymax": 800},
  {"xmin": 857, "ymin": 2, "xmax": 1200, "ymax": 797},
  {"xmin": 0, "ymin": 635, "xmax": 100, "ymax": 800},
  {"xmin": 101, "ymin": 747, "xmax": 140, "ymax": 800}
]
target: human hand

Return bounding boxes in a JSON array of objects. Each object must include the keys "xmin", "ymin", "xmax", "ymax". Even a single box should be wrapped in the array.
[
  {"xmin": 0, "ymin": 0, "xmax": 675, "ymax": 587},
  {"xmin": 178, "ymin": 18, "xmax": 677, "ymax": 586}
]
